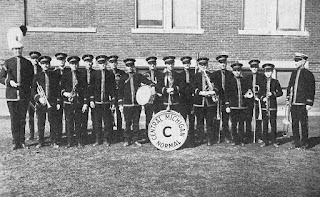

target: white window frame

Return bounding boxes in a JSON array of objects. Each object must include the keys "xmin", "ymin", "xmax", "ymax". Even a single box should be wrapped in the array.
[
  {"xmin": 238, "ymin": 0, "xmax": 309, "ymax": 36},
  {"xmin": 132, "ymin": 0, "xmax": 204, "ymax": 34}
]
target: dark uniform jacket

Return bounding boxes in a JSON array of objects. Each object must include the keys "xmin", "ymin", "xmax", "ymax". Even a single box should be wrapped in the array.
[
  {"xmin": 179, "ymin": 69, "xmax": 195, "ymax": 105},
  {"xmin": 143, "ymin": 69, "xmax": 164, "ymax": 104},
  {"xmin": 212, "ymin": 69, "xmax": 234, "ymax": 103},
  {"xmin": 193, "ymin": 71, "xmax": 219, "ymax": 107},
  {"xmin": 0, "ymin": 56, "xmax": 34, "ymax": 101},
  {"xmin": 158, "ymin": 71, "xmax": 181, "ymax": 105},
  {"xmin": 287, "ymin": 67, "xmax": 315, "ymax": 106},
  {"xmin": 260, "ymin": 78, "xmax": 283, "ymax": 110},
  {"xmin": 119, "ymin": 72, "xmax": 151, "ymax": 107},
  {"xmin": 244, "ymin": 72, "xmax": 266, "ymax": 108},
  {"xmin": 111, "ymin": 68, "xmax": 126, "ymax": 102},
  {"xmin": 61, "ymin": 69, "xmax": 89, "ymax": 105},
  {"xmin": 89, "ymin": 69, "xmax": 116, "ymax": 104},
  {"xmin": 225, "ymin": 76, "xmax": 250, "ymax": 109},
  {"xmin": 32, "ymin": 70, "xmax": 61, "ymax": 106}
]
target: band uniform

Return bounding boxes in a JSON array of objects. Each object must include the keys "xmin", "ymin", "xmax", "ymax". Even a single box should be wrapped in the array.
[
  {"xmin": 89, "ymin": 55, "xmax": 116, "ymax": 146},
  {"xmin": 225, "ymin": 62, "xmax": 250, "ymax": 146},
  {"xmin": 61, "ymin": 56, "xmax": 89, "ymax": 148},
  {"xmin": 32, "ymin": 56, "xmax": 61, "ymax": 148}
]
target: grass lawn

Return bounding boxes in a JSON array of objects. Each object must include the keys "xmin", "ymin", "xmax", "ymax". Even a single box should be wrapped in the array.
[{"xmin": 0, "ymin": 116, "xmax": 319, "ymax": 197}]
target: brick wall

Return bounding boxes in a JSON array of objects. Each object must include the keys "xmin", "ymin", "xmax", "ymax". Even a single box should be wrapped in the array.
[{"xmin": 0, "ymin": 0, "xmax": 319, "ymax": 105}]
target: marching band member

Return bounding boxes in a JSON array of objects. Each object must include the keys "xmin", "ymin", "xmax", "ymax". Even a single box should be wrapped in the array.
[
  {"xmin": 53, "ymin": 52, "xmax": 68, "ymax": 143},
  {"xmin": 225, "ymin": 62, "xmax": 250, "ymax": 146},
  {"xmin": 244, "ymin": 59, "xmax": 265, "ymax": 143},
  {"xmin": 143, "ymin": 56, "xmax": 163, "ymax": 142},
  {"xmin": 0, "ymin": 42, "xmax": 34, "ymax": 150},
  {"xmin": 260, "ymin": 63, "xmax": 283, "ymax": 148},
  {"xmin": 287, "ymin": 53, "xmax": 315, "ymax": 149},
  {"xmin": 27, "ymin": 51, "xmax": 42, "ymax": 140},
  {"xmin": 212, "ymin": 54, "xmax": 233, "ymax": 144},
  {"xmin": 90, "ymin": 55, "xmax": 116, "ymax": 146},
  {"xmin": 119, "ymin": 58, "xmax": 152, "ymax": 147},
  {"xmin": 179, "ymin": 56, "xmax": 195, "ymax": 146},
  {"xmin": 32, "ymin": 56, "xmax": 61, "ymax": 148},
  {"xmin": 108, "ymin": 55, "xmax": 126, "ymax": 142},
  {"xmin": 159, "ymin": 56, "xmax": 181, "ymax": 112},
  {"xmin": 61, "ymin": 56, "xmax": 89, "ymax": 148},
  {"xmin": 81, "ymin": 54, "xmax": 96, "ymax": 142},
  {"xmin": 193, "ymin": 57, "xmax": 219, "ymax": 146}
]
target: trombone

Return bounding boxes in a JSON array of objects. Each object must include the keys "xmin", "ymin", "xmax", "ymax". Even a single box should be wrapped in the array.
[
  {"xmin": 36, "ymin": 82, "xmax": 52, "ymax": 109},
  {"xmin": 282, "ymin": 86, "xmax": 293, "ymax": 137}
]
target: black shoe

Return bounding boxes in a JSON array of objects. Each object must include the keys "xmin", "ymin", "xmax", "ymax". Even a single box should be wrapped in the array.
[
  {"xmin": 36, "ymin": 143, "xmax": 43, "ymax": 149},
  {"xmin": 12, "ymin": 144, "xmax": 20, "ymax": 150},
  {"xmin": 65, "ymin": 144, "xmax": 73, "ymax": 148},
  {"xmin": 77, "ymin": 143, "xmax": 84, "ymax": 148},
  {"xmin": 21, "ymin": 143, "xmax": 29, "ymax": 149},
  {"xmin": 133, "ymin": 141, "xmax": 142, "ymax": 147},
  {"xmin": 93, "ymin": 142, "xmax": 102, "ymax": 147},
  {"xmin": 260, "ymin": 143, "xmax": 267, "ymax": 148}
]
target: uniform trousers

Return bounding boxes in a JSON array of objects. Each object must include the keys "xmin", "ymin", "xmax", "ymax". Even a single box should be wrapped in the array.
[
  {"xmin": 36, "ymin": 106, "xmax": 59, "ymax": 145},
  {"xmin": 112, "ymin": 104, "xmax": 123, "ymax": 141},
  {"xmin": 291, "ymin": 105, "xmax": 309, "ymax": 147},
  {"xmin": 220, "ymin": 103, "xmax": 232, "ymax": 141},
  {"xmin": 94, "ymin": 103, "xmax": 113, "ymax": 144},
  {"xmin": 27, "ymin": 104, "xmax": 35, "ymax": 139},
  {"xmin": 123, "ymin": 106, "xmax": 141, "ymax": 143},
  {"xmin": 7, "ymin": 100, "xmax": 29, "ymax": 146},
  {"xmin": 83, "ymin": 107, "xmax": 95, "ymax": 140},
  {"xmin": 56, "ymin": 106, "xmax": 64, "ymax": 143},
  {"xmin": 180, "ymin": 103, "xmax": 195, "ymax": 143},
  {"xmin": 145, "ymin": 102, "xmax": 161, "ymax": 134},
  {"xmin": 262, "ymin": 110, "xmax": 277, "ymax": 144},
  {"xmin": 194, "ymin": 105, "xmax": 217, "ymax": 143},
  {"xmin": 246, "ymin": 106, "xmax": 262, "ymax": 141},
  {"xmin": 64, "ymin": 103, "xmax": 86, "ymax": 145},
  {"xmin": 230, "ymin": 109, "xmax": 246, "ymax": 144}
]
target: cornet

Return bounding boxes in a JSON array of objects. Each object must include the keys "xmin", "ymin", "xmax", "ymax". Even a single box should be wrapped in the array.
[{"xmin": 36, "ymin": 82, "xmax": 52, "ymax": 108}]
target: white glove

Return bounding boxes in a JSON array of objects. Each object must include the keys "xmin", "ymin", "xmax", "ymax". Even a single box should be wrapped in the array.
[
  {"xmin": 39, "ymin": 97, "xmax": 46, "ymax": 106},
  {"xmin": 306, "ymin": 105, "xmax": 312, "ymax": 111},
  {"xmin": 82, "ymin": 104, "xmax": 88, "ymax": 113},
  {"xmin": 10, "ymin": 80, "xmax": 18, "ymax": 88},
  {"xmin": 226, "ymin": 107, "xmax": 231, "ymax": 113},
  {"xmin": 90, "ymin": 101, "xmax": 95, "ymax": 109}
]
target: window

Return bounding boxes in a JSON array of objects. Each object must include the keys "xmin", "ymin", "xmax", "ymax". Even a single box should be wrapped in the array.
[
  {"xmin": 132, "ymin": 0, "xmax": 203, "ymax": 34},
  {"xmin": 239, "ymin": 0, "xmax": 308, "ymax": 36}
]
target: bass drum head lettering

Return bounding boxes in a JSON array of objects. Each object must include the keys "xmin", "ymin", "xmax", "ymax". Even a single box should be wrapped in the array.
[{"xmin": 148, "ymin": 110, "xmax": 188, "ymax": 151}]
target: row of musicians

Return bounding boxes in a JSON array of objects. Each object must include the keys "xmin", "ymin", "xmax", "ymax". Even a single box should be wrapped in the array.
[{"xmin": 28, "ymin": 52, "xmax": 283, "ymax": 149}]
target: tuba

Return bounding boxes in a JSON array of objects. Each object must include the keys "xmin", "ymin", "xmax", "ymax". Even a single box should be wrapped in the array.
[{"xmin": 36, "ymin": 82, "xmax": 52, "ymax": 109}]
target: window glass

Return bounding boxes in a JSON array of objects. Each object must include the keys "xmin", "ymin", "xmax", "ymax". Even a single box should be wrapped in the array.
[
  {"xmin": 173, "ymin": 0, "xmax": 198, "ymax": 29},
  {"xmin": 277, "ymin": 0, "xmax": 301, "ymax": 30},
  {"xmin": 244, "ymin": 0, "xmax": 271, "ymax": 30},
  {"xmin": 137, "ymin": 0, "xmax": 163, "ymax": 28}
]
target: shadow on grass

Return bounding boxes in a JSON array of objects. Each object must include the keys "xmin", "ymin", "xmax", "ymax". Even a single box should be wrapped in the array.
[{"xmin": 307, "ymin": 136, "xmax": 320, "ymax": 149}]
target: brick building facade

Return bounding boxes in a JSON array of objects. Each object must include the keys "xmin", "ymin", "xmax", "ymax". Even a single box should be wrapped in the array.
[{"xmin": 0, "ymin": 0, "xmax": 319, "ymax": 115}]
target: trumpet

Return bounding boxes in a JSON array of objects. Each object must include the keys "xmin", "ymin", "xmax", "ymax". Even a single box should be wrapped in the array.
[{"xmin": 36, "ymin": 82, "xmax": 52, "ymax": 108}]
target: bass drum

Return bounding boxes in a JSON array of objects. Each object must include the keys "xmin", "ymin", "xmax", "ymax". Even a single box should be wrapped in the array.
[
  {"xmin": 136, "ymin": 85, "xmax": 156, "ymax": 106},
  {"xmin": 148, "ymin": 110, "xmax": 188, "ymax": 151}
]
